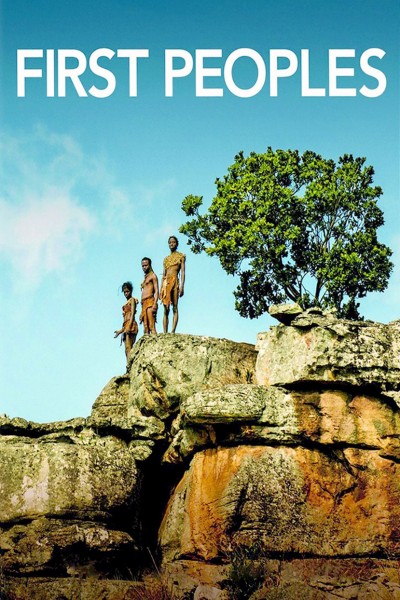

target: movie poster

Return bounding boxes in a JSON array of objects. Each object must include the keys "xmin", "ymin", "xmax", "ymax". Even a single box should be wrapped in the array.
[{"xmin": 0, "ymin": 2, "xmax": 399, "ymax": 595}]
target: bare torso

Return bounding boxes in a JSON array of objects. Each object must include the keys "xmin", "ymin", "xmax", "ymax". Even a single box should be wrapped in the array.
[
  {"xmin": 165, "ymin": 262, "xmax": 181, "ymax": 278},
  {"xmin": 141, "ymin": 272, "xmax": 157, "ymax": 301}
]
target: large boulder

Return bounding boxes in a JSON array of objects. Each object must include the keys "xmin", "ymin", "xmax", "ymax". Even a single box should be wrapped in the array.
[
  {"xmin": 256, "ymin": 312, "xmax": 400, "ymax": 393},
  {"xmin": 0, "ymin": 430, "xmax": 139, "ymax": 523},
  {"xmin": 89, "ymin": 375, "xmax": 166, "ymax": 444},
  {"xmin": 0, "ymin": 418, "xmax": 141, "ymax": 581},
  {"xmin": 0, "ymin": 517, "xmax": 136, "ymax": 576},
  {"xmin": 159, "ymin": 445, "xmax": 400, "ymax": 561},
  {"xmin": 128, "ymin": 334, "xmax": 257, "ymax": 420},
  {"xmin": 90, "ymin": 374, "xmax": 130, "ymax": 423},
  {"xmin": 163, "ymin": 385, "xmax": 400, "ymax": 463}
]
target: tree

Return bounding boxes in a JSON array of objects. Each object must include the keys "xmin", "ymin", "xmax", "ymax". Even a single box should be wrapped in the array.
[{"xmin": 180, "ymin": 148, "xmax": 393, "ymax": 319}]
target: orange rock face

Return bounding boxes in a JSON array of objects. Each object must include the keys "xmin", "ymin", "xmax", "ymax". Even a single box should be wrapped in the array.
[
  {"xmin": 160, "ymin": 445, "xmax": 400, "ymax": 562},
  {"xmin": 292, "ymin": 390, "xmax": 400, "ymax": 455}
]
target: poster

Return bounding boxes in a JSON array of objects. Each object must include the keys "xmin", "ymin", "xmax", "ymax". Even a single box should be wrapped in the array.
[{"xmin": 1, "ymin": 0, "xmax": 399, "ymax": 424}]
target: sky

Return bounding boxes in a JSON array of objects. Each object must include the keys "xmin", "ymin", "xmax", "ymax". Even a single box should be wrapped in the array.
[{"xmin": 0, "ymin": 0, "xmax": 399, "ymax": 423}]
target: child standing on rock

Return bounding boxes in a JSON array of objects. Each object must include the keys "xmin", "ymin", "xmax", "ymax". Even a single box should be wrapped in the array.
[{"xmin": 114, "ymin": 281, "xmax": 139, "ymax": 363}]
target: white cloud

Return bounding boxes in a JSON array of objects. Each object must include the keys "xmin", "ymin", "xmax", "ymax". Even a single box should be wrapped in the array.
[
  {"xmin": 102, "ymin": 187, "xmax": 136, "ymax": 238},
  {"xmin": 0, "ymin": 193, "xmax": 94, "ymax": 285},
  {"xmin": 136, "ymin": 178, "xmax": 176, "ymax": 205},
  {"xmin": 0, "ymin": 128, "xmax": 179, "ymax": 290},
  {"xmin": 0, "ymin": 129, "xmax": 134, "ymax": 287},
  {"xmin": 144, "ymin": 222, "xmax": 177, "ymax": 244}
]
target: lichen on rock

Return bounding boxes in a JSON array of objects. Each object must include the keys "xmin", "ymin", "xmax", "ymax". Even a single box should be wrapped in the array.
[{"xmin": 2, "ymin": 317, "xmax": 400, "ymax": 599}]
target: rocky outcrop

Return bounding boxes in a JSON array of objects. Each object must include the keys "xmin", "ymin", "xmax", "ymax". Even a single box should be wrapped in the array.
[
  {"xmin": 163, "ymin": 385, "xmax": 400, "ymax": 462},
  {"xmin": 0, "ymin": 428, "xmax": 139, "ymax": 523},
  {"xmin": 256, "ymin": 308, "xmax": 400, "ymax": 396},
  {"xmin": 0, "ymin": 417, "xmax": 141, "ymax": 587},
  {"xmin": 91, "ymin": 334, "xmax": 256, "ymax": 423},
  {"xmin": 127, "ymin": 333, "xmax": 257, "ymax": 421},
  {"xmin": 158, "ymin": 313, "xmax": 400, "ymax": 598},
  {"xmin": 161, "ymin": 445, "xmax": 400, "ymax": 559},
  {"xmin": 1, "ymin": 318, "xmax": 400, "ymax": 599}
]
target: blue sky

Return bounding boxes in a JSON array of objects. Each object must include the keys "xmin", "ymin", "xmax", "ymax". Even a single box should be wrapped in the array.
[{"xmin": 0, "ymin": 0, "xmax": 399, "ymax": 423}]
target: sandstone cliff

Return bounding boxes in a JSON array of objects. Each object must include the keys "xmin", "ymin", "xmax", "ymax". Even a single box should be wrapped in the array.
[{"xmin": 1, "ymin": 313, "xmax": 399, "ymax": 599}]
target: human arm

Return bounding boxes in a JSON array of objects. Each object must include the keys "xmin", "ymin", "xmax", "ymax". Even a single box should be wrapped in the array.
[
  {"xmin": 152, "ymin": 273, "xmax": 159, "ymax": 312},
  {"xmin": 179, "ymin": 255, "xmax": 186, "ymax": 297}
]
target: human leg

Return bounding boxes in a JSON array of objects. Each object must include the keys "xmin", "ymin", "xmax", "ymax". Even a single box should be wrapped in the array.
[
  {"xmin": 163, "ymin": 305, "xmax": 170, "ymax": 333},
  {"xmin": 124, "ymin": 333, "xmax": 136, "ymax": 361},
  {"xmin": 171, "ymin": 304, "xmax": 179, "ymax": 333},
  {"xmin": 147, "ymin": 306, "xmax": 157, "ymax": 334},
  {"xmin": 170, "ymin": 285, "xmax": 180, "ymax": 333}
]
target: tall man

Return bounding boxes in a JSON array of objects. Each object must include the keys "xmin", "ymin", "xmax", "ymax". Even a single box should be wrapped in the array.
[
  {"xmin": 160, "ymin": 236, "xmax": 186, "ymax": 333},
  {"xmin": 140, "ymin": 257, "xmax": 159, "ymax": 335}
]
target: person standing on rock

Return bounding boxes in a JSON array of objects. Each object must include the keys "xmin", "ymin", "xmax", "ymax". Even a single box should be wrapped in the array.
[
  {"xmin": 140, "ymin": 257, "xmax": 159, "ymax": 335},
  {"xmin": 160, "ymin": 236, "xmax": 186, "ymax": 333},
  {"xmin": 114, "ymin": 281, "xmax": 139, "ymax": 363}
]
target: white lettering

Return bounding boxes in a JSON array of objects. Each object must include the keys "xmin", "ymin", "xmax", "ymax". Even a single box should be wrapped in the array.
[
  {"xmin": 88, "ymin": 48, "xmax": 116, "ymax": 98},
  {"xmin": 46, "ymin": 49, "xmax": 55, "ymax": 97},
  {"xmin": 117, "ymin": 49, "xmax": 149, "ymax": 96},
  {"xmin": 225, "ymin": 48, "xmax": 266, "ymax": 98},
  {"xmin": 301, "ymin": 49, "xmax": 325, "ymax": 97},
  {"xmin": 17, "ymin": 49, "xmax": 43, "ymax": 97},
  {"xmin": 58, "ymin": 49, "xmax": 87, "ymax": 97},
  {"xmin": 329, "ymin": 49, "xmax": 356, "ymax": 97},
  {"xmin": 15, "ymin": 47, "xmax": 388, "ymax": 99},
  {"xmin": 359, "ymin": 48, "xmax": 386, "ymax": 97},
  {"xmin": 195, "ymin": 49, "xmax": 223, "ymax": 97},
  {"xmin": 165, "ymin": 49, "xmax": 193, "ymax": 96},
  {"xmin": 270, "ymin": 49, "xmax": 298, "ymax": 96}
]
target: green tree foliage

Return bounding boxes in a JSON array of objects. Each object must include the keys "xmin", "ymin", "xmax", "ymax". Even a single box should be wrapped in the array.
[{"xmin": 180, "ymin": 148, "xmax": 393, "ymax": 319}]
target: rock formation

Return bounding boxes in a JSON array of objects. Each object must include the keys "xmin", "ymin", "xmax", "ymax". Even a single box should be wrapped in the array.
[{"xmin": 1, "ymin": 314, "xmax": 400, "ymax": 599}]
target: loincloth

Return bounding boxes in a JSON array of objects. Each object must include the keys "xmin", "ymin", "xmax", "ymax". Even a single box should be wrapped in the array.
[
  {"xmin": 160, "ymin": 274, "xmax": 179, "ymax": 308},
  {"xmin": 123, "ymin": 320, "xmax": 138, "ymax": 335},
  {"xmin": 140, "ymin": 296, "xmax": 157, "ymax": 327}
]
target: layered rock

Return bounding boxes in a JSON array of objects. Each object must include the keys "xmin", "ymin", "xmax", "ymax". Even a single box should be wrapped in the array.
[
  {"xmin": 161, "ymin": 445, "xmax": 400, "ymax": 559},
  {"xmin": 164, "ymin": 384, "xmax": 400, "ymax": 461},
  {"xmin": 127, "ymin": 333, "xmax": 257, "ymax": 421},
  {"xmin": 0, "ymin": 417, "xmax": 141, "ymax": 585},
  {"xmin": 0, "ymin": 334, "xmax": 258, "ymax": 599},
  {"xmin": 256, "ymin": 309, "xmax": 400, "ymax": 395},
  {"xmin": 0, "ymin": 429, "xmax": 138, "ymax": 523},
  {"xmin": 158, "ymin": 313, "xmax": 400, "ymax": 598},
  {"xmin": 2, "ymin": 318, "xmax": 400, "ymax": 599}
]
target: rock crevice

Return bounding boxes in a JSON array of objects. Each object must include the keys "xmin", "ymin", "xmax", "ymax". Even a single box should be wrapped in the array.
[{"xmin": 1, "ymin": 314, "xmax": 400, "ymax": 599}]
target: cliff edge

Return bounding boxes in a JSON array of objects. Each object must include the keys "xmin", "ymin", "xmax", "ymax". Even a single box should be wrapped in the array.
[{"xmin": 1, "ymin": 310, "xmax": 400, "ymax": 599}]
